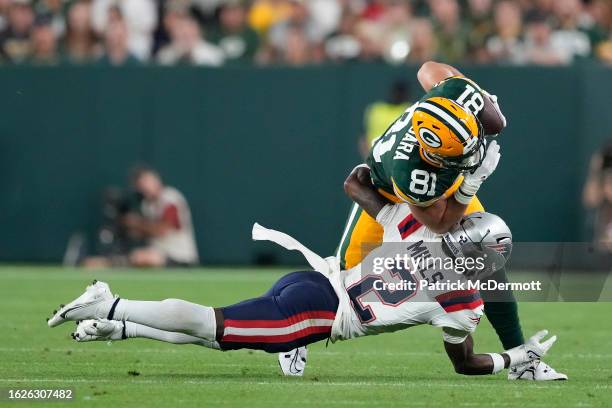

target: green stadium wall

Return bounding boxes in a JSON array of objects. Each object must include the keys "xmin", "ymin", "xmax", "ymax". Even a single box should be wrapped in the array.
[{"xmin": 0, "ymin": 64, "xmax": 610, "ymax": 264}]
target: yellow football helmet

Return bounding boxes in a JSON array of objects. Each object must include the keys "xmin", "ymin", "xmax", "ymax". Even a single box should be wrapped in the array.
[{"xmin": 412, "ymin": 97, "xmax": 485, "ymax": 171}]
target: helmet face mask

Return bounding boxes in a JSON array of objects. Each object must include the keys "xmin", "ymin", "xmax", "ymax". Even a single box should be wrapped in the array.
[
  {"xmin": 442, "ymin": 212, "xmax": 513, "ymax": 280},
  {"xmin": 413, "ymin": 97, "xmax": 486, "ymax": 172}
]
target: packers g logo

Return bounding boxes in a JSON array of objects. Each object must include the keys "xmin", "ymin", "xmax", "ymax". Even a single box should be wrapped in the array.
[{"xmin": 418, "ymin": 128, "xmax": 442, "ymax": 148}]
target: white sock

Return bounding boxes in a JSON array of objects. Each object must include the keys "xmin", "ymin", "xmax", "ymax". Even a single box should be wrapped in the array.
[
  {"xmin": 107, "ymin": 298, "xmax": 217, "ymax": 342},
  {"xmin": 124, "ymin": 322, "xmax": 220, "ymax": 349}
]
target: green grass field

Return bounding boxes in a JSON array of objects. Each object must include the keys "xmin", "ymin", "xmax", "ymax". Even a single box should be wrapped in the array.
[{"xmin": 1, "ymin": 267, "xmax": 611, "ymax": 407}]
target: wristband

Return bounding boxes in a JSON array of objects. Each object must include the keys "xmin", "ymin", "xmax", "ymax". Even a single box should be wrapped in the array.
[
  {"xmin": 375, "ymin": 204, "xmax": 397, "ymax": 226},
  {"xmin": 454, "ymin": 173, "xmax": 485, "ymax": 205},
  {"xmin": 454, "ymin": 186, "xmax": 476, "ymax": 205},
  {"xmin": 486, "ymin": 353, "xmax": 505, "ymax": 374}
]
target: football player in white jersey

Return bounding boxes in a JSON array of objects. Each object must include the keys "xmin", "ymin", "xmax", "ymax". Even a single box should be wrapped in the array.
[{"xmin": 47, "ymin": 175, "xmax": 559, "ymax": 378}]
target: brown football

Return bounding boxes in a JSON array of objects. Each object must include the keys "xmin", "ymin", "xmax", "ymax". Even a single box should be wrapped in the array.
[{"xmin": 480, "ymin": 94, "xmax": 505, "ymax": 135}]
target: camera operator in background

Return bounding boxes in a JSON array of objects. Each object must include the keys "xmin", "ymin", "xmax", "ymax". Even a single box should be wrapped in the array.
[
  {"xmin": 122, "ymin": 166, "xmax": 199, "ymax": 267},
  {"xmin": 83, "ymin": 166, "xmax": 199, "ymax": 268},
  {"xmin": 583, "ymin": 140, "xmax": 612, "ymax": 254}
]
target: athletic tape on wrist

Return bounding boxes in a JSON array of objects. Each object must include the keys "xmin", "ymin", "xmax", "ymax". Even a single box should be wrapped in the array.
[
  {"xmin": 454, "ymin": 188, "xmax": 474, "ymax": 205},
  {"xmin": 486, "ymin": 353, "xmax": 505, "ymax": 374}
]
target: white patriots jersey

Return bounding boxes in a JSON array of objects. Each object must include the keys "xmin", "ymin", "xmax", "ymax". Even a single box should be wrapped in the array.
[{"xmin": 333, "ymin": 204, "xmax": 484, "ymax": 343}]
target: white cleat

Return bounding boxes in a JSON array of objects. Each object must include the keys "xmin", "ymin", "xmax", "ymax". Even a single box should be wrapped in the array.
[
  {"xmin": 278, "ymin": 347, "xmax": 308, "ymax": 376},
  {"xmin": 47, "ymin": 280, "xmax": 114, "ymax": 328},
  {"xmin": 508, "ymin": 360, "xmax": 568, "ymax": 381},
  {"xmin": 72, "ymin": 319, "xmax": 124, "ymax": 342}
]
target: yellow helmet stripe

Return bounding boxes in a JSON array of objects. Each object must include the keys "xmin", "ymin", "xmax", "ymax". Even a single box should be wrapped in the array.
[{"xmin": 417, "ymin": 101, "xmax": 470, "ymax": 143}]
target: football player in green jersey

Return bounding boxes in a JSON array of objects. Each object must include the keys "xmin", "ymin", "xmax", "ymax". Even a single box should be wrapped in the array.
[{"xmin": 332, "ymin": 61, "xmax": 567, "ymax": 381}]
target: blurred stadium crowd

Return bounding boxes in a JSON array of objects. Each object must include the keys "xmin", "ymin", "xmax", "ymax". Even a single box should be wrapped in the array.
[{"xmin": 2, "ymin": 0, "xmax": 612, "ymax": 67}]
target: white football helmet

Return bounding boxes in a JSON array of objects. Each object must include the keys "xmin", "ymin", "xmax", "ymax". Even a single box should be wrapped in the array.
[{"xmin": 442, "ymin": 212, "xmax": 513, "ymax": 279}]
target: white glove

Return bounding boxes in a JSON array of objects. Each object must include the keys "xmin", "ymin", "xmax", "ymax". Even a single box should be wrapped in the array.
[
  {"xmin": 483, "ymin": 91, "xmax": 507, "ymax": 129},
  {"xmin": 454, "ymin": 141, "xmax": 501, "ymax": 205},
  {"xmin": 504, "ymin": 330, "xmax": 558, "ymax": 368}
]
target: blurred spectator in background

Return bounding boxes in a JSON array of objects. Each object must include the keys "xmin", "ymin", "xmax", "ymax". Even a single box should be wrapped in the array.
[
  {"xmin": 550, "ymin": 0, "xmax": 591, "ymax": 63},
  {"xmin": 486, "ymin": 0, "xmax": 524, "ymax": 64},
  {"xmin": 359, "ymin": 80, "xmax": 411, "ymax": 158},
  {"xmin": 379, "ymin": 0, "xmax": 412, "ymax": 64},
  {"xmin": 1, "ymin": 0, "xmax": 612, "ymax": 67},
  {"xmin": 466, "ymin": 0, "xmax": 494, "ymax": 62},
  {"xmin": 266, "ymin": 0, "xmax": 322, "ymax": 65},
  {"xmin": 0, "ymin": 0, "xmax": 10, "ymax": 32},
  {"xmin": 248, "ymin": 0, "xmax": 292, "ymax": 33},
  {"xmin": 407, "ymin": 17, "xmax": 436, "ymax": 63},
  {"xmin": 280, "ymin": 22, "xmax": 317, "ymax": 64},
  {"xmin": 97, "ymin": 14, "xmax": 140, "ymax": 66},
  {"xmin": 306, "ymin": 0, "xmax": 341, "ymax": 40},
  {"xmin": 361, "ymin": 0, "xmax": 387, "ymax": 21},
  {"xmin": 325, "ymin": 9, "xmax": 360, "ymax": 61},
  {"xmin": 0, "ymin": 0, "xmax": 34, "ymax": 63},
  {"xmin": 27, "ymin": 13, "xmax": 59, "ymax": 64},
  {"xmin": 91, "ymin": 0, "xmax": 157, "ymax": 61},
  {"xmin": 521, "ymin": 11, "xmax": 567, "ymax": 65},
  {"xmin": 430, "ymin": 0, "xmax": 468, "ymax": 64},
  {"xmin": 583, "ymin": 141, "xmax": 612, "ymax": 253},
  {"xmin": 63, "ymin": 0, "xmax": 99, "ymax": 64},
  {"xmin": 192, "ymin": 0, "xmax": 224, "ymax": 19},
  {"xmin": 157, "ymin": 12, "xmax": 224, "ymax": 66},
  {"xmin": 209, "ymin": 0, "xmax": 259, "ymax": 64},
  {"xmin": 35, "ymin": 0, "xmax": 66, "ymax": 38},
  {"xmin": 587, "ymin": 0, "xmax": 612, "ymax": 63}
]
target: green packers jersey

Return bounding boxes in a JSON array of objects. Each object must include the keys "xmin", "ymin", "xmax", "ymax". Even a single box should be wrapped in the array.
[{"xmin": 366, "ymin": 76, "xmax": 486, "ymax": 206}]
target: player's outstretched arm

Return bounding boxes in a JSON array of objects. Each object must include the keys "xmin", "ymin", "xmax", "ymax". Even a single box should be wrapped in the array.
[
  {"xmin": 444, "ymin": 335, "xmax": 509, "ymax": 375},
  {"xmin": 344, "ymin": 165, "xmax": 390, "ymax": 219}
]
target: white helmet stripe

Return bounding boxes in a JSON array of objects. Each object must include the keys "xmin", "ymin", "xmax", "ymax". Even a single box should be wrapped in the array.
[{"xmin": 417, "ymin": 102, "xmax": 470, "ymax": 143}]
